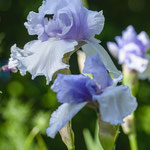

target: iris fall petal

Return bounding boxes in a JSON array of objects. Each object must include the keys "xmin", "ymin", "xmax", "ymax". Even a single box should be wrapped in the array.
[
  {"xmin": 9, "ymin": 38, "xmax": 78, "ymax": 84},
  {"xmin": 46, "ymin": 102, "xmax": 87, "ymax": 138},
  {"xmin": 94, "ymin": 85, "xmax": 137, "ymax": 125}
]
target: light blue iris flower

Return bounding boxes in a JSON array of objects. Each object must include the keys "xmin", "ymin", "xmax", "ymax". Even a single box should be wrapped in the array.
[
  {"xmin": 107, "ymin": 25, "xmax": 150, "ymax": 80},
  {"xmin": 8, "ymin": 0, "xmax": 121, "ymax": 84},
  {"xmin": 46, "ymin": 54, "xmax": 137, "ymax": 138}
]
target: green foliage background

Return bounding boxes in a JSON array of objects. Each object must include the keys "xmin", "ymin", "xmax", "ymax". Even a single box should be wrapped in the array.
[{"xmin": 0, "ymin": 0, "xmax": 150, "ymax": 150}]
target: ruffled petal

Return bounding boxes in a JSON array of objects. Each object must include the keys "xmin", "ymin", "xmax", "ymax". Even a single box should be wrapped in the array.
[
  {"xmin": 9, "ymin": 39, "xmax": 78, "ymax": 84},
  {"xmin": 51, "ymin": 74, "xmax": 98, "ymax": 103},
  {"xmin": 82, "ymin": 38, "xmax": 122, "ymax": 82},
  {"xmin": 61, "ymin": 2, "xmax": 104, "ymax": 41},
  {"xmin": 137, "ymin": 31, "xmax": 150, "ymax": 51},
  {"xmin": 94, "ymin": 85, "xmax": 137, "ymax": 125},
  {"xmin": 8, "ymin": 44, "xmax": 27, "ymax": 75},
  {"xmin": 46, "ymin": 12, "xmax": 73, "ymax": 38},
  {"xmin": 122, "ymin": 53, "xmax": 148, "ymax": 73},
  {"xmin": 81, "ymin": 10, "xmax": 104, "ymax": 40},
  {"xmin": 46, "ymin": 102, "xmax": 87, "ymax": 138},
  {"xmin": 83, "ymin": 54, "xmax": 112, "ymax": 90},
  {"xmin": 118, "ymin": 43, "xmax": 143, "ymax": 64},
  {"xmin": 107, "ymin": 42, "xmax": 119, "ymax": 59},
  {"xmin": 25, "ymin": 0, "xmax": 104, "ymax": 42},
  {"xmin": 139, "ymin": 54, "xmax": 150, "ymax": 80},
  {"xmin": 122, "ymin": 25, "xmax": 137, "ymax": 42}
]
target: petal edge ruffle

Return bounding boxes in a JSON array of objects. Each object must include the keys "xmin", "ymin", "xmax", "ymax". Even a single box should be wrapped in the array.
[{"xmin": 9, "ymin": 38, "xmax": 78, "ymax": 84}]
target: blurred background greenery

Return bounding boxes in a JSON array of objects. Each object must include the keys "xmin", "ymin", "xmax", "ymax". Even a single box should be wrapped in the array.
[{"xmin": 0, "ymin": 0, "xmax": 150, "ymax": 150}]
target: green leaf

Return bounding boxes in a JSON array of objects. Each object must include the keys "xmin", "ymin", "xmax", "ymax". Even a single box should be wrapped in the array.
[{"xmin": 83, "ymin": 122, "xmax": 104, "ymax": 150}]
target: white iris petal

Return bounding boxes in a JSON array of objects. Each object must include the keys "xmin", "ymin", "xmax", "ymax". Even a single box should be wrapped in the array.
[
  {"xmin": 82, "ymin": 38, "xmax": 122, "ymax": 83},
  {"xmin": 94, "ymin": 85, "xmax": 137, "ymax": 125},
  {"xmin": 46, "ymin": 102, "xmax": 87, "ymax": 138},
  {"xmin": 9, "ymin": 38, "xmax": 78, "ymax": 84},
  {"xmin": 139, "ymin": 54, "xmax": 150, "ymax": 80}
]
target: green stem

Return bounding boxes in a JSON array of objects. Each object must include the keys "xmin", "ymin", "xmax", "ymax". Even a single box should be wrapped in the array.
[
  {"xmin": 57, "ymin": 61, "xmax": 75, "ymax": 150},
  {"xmin": 59, "ymin": 121, "xmax": 75, "ymax": 150},
  {"xmin": 54, "ymin": 43, "xmax": 87, "ymax": 150},
  {"xmin": 129, "ymin": 132, "xmax": 138, "ymax": 150},
  {"xmin": 52, "ymin": 44, "xmax": 83, "ymax": 150},
  {"xmin": 98, "ymin": 114, "xmax": 119, "ymax": 150},
  {"xmin": 23, "ymin": 127, "xmax": 39, "ymax": 150},
  {"xmin": 122, "ymin": 65, "xmax": 139, "ymax": 96},
  {"xmin": 36, "ymin": 134, "xmax": 48, "ymax": 150},
  {"xmin": 122, "ymin": 65, "xmax": 138, "ymax": 150}
]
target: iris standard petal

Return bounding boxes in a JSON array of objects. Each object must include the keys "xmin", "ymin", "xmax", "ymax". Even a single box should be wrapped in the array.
[
  {"xmin": 79, "ymin": 10, "xmax": 104, "ymax": 40},
  {"xmin": 9, "ymin": 39, "xmax": 78, "ymax": 84},
  {"xmin": 139, "ymin": 54, "xmax": 150, "ymax": 80},
  {"xmin": 8, "ymin": 44, "xmax": 27, "ymax": 76},
  {"xmin": 107, "ymin": 42, "xmax": 119, "ymax": 59},
  {"xmin": 118, "ymin": 43, "xmax": 144, "ymax": 64},
  {"xmin": 122, "ymin": 25, "xmax": 137, "ymax": 42},
  {"xmin": 82, "ymin": 38, "xmax": 122, "ymax": 82},
  {"xmin": 122, "ymin": 54, "xmax": 148, "ymax": 73},
  {"xmin": 83, "ymin": 54, "xmax": 112, "ymax": 90},
  {"xmin": 46, "ymin": 102, "xmax": 87, "ymax": 138},
  {"xmin": 94, "ymin": 85, "xmax": 137, "ymax": 125},
  {"xmin": 51, "ymin": 74, "xmax": 98, "ymax": 103},
  {"xmin": 108, "ymin": 26, "xmax": 150, "ymax": 73},
  {"xmin": 137, "ymin": 31, "xmax": 150, "ymax": 51},
  {"xmin": 25, "ymin": 0, "xmax": 104, "ymax": 42}
]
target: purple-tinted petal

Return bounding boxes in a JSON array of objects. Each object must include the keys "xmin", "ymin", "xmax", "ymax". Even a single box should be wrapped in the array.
[
  {"xmin": 115, "ymin": 36, "xmax": 124, "ymax": 48},
  {"xmin": 46, "ymin": 102, "xmax": 87, "ymax": 138},
  {"xmin": 44, "ymin": 10, "xmax": 73, "ymax": 39},
  {"xmin": 8, "ymin": 44, "xmax": 27, "ymax": 75},
  {"xmin": 137, "ymin": 31, "xmax": 150, "ymax": 52},
  {"xmin": 25, "ymin": 0, "xmax": 104, "ymax": 41},
  {"xmin": 24, "ymin": 11, "xmax": 49, "ymax": 41},
  {"xmin": 120, "ymin": 53, "xmax": 148, "ymax": 72},
  {"xmin": 139, "ymin": 54, "xmax": 150, "ymax": 80},
  {"xmin": 118, "ymin": 43, "xmax": 144, "ymax": 64},
  {"xmin": 79, "ymin": 10, "xmax": 104, "ymax": 40},
  {"xmin": 82, "ymin": 39, "xmax": 122, "ymax": 83},
  {"xmin": 94, "ymin": 85, "xmax": 137, "ymax": 125},
  {"xmin": 8, "ymin": 39, "xmax": 78, "ymax": 84},
  {"xmin": 52, "ymin": 74, "xmax": 98, "ymax": 103},
  {"xmin": 83, "ymin": 54, "xmax": 112, "ymax": 90},
  {"xmin": 107, "ymin": 42, "xmax": 119, "ymax": 59},
  {"xmin": 108, "ymin": 26, "xmax": 150, "ymax": 72},
  {"xmin": 122, "ymin": 25, "xmax": 137, "ymax": 42}
]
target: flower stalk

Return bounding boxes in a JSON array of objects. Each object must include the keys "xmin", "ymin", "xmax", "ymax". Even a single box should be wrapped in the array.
[
  {"xmin": 23, "ymin": 126, "xmax": 40, "ymax": 150},
  {"xmin": 56, "ymin": 46, "xmax": 84, "ymax": 150},
  {"xmin": 97, "ymin": 113, "xmax": 119, "ymax": 150},
  {"xmin": 122, "ymin": 65, "xmax": 138, "ymax": 150},
  {"xmin": 59, "ymin": 121, "xmax": 75, "ymax": 150}
]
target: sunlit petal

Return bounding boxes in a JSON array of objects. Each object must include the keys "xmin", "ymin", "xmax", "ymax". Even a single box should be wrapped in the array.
[
  {"xmin": 94, "ymin": 85, "xmax": 137, "ymax": 125},
  {"xmin": 83, "ymin": 54, "xmax": 112, "ymax": 90},
  {"xmin": 82, "ymin": 38, "xmax": 122, "ymax": 82},
  {"xmin": 46, "ymin": 102, "xmax": 87, "ymax": 138},
  {"xmin": 107, "ymin": 42, "xmax": 119, "ymax": 59},
  {"xmin": 9, "ymin": 39, "xmax": 78, "ymax": 84},
  {"xmin": 51, "ymin": 74, "xmax": 98, "ymax": 103},
  {"xmin": 139, "ymin": 54, "xmax": 150, "ymax": 80}
]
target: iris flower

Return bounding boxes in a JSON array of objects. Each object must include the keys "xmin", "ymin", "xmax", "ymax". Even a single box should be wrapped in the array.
[
  {"xmin": 46, "ymin": 54, "xmax": 137, "ymax": 138},
  {"xmin": 107, "ymin": 25, "xmax": 150, "ymax": 80},
  {"xmin": 8, "ymin": 0, "xmax": 121, "ymax": 84}
]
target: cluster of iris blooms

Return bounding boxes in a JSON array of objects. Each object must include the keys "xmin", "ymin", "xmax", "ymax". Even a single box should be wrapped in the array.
[{"xmin": 3, "ymin": 0, "xmax": 150, "ymax": 149}]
